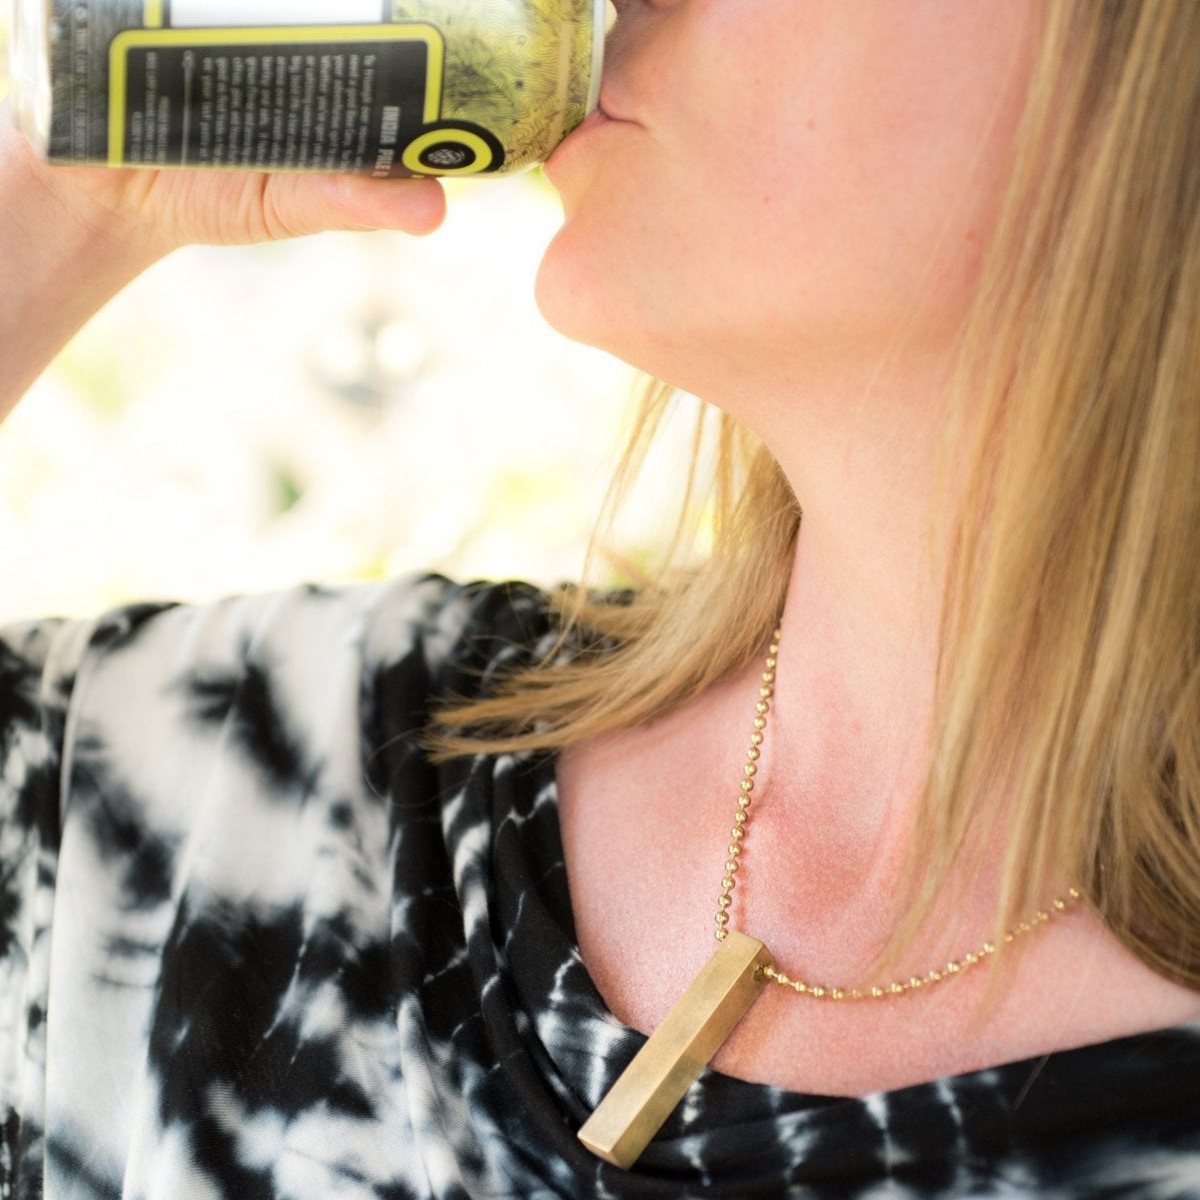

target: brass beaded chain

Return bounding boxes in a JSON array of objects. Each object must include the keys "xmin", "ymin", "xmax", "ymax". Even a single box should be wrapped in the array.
[{"xmin": 714, "ymin": 625, "xmax": 1082, "ymax": 1000}]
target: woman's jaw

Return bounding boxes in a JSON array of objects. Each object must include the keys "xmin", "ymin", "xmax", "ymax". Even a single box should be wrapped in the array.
[{"xmin": 536, "ymin": 0, "xmax": 1040, "ymax": 428}]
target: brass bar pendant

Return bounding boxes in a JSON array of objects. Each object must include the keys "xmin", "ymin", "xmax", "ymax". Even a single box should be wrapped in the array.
[{"xmin": 577, "ymin": 931, "xmax": 774, "ymax": 1170}]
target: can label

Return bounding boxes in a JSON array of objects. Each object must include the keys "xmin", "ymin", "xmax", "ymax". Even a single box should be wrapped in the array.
[{"xmin": 13, "ymin": 0, "xmax": 603, "ymax": 176}]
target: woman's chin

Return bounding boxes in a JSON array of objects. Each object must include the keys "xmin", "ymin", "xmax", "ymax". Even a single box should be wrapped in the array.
[
  {"xmin": 534, "ymin": 228, "xmax": 622, "ymax": 354},
  {"xmin": 534, "ymin": 219, "xmax": 696, "ymax": 388}
]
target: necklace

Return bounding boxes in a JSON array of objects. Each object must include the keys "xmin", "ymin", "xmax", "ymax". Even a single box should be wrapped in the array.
[{"xmin": 577, "ymin": 625, "xmax": 1081, "ymax": 1170}]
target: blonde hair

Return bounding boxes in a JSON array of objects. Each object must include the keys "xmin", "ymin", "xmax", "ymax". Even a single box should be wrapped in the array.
[{"xmin": 437, "ymin": 1, "xmax": 1200, "ymax": 989}]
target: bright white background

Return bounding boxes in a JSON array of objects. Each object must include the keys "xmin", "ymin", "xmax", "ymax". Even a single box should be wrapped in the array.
[{"xmin": 0, "ymin": 14, "xmax": 653, "ymax": 624}]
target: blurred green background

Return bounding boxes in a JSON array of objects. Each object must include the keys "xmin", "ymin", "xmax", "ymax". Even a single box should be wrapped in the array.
[{"xmin": 0, "ymin": 9, "xmax": 650, "ymax": 623}]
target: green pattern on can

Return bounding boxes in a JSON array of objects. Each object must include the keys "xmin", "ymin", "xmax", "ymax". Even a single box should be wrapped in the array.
[{"xmin": 390, "ymin": 0, "xmax": 596, "ymax": 172}]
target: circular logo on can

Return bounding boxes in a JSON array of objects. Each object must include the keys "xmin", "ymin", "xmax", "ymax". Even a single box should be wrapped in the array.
[
  {"xmin": 401, "ymin": 123, "xmax": 505, "ymax": 176},
  {"xmin": 420, "ymin": 142, "xmax": 477, "ymax": 170}
]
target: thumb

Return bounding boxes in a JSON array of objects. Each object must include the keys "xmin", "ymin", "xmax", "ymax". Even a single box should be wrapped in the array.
[{"xmin": 253, "ymin": 171, "xmax": 448, "ymax": 240}]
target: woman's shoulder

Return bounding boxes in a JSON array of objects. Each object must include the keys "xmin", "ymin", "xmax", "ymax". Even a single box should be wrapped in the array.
[
  {"xmin": 0, "ymin": 573, "xmax": 563, "ymax": 838},
  {"xmin": 0, "ymin": 572, "xmax": 560, "ymax": 703}
]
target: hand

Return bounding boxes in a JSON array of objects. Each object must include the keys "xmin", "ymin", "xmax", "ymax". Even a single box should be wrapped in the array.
[
  {"xmin": 5, "ymin": 111, "xmax": 447, "ymax": 259},
  {"xmin": 49, "ymin": 151, "xmax": 449, "ymax": 256},
  {"xmin": 0, "ymin": 103, "xmax": 448, "ymax": 415}
]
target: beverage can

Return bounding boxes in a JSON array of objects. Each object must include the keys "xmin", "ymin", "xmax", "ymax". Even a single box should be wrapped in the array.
[{"xmin": 8, "ymin": 0, "xmax": 607, "ymax": 176}]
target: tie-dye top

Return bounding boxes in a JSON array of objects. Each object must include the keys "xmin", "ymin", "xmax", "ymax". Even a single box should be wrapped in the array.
[{"xmin": 0, "ymin": 573, "xmax": 1197, "ymax": 1199}]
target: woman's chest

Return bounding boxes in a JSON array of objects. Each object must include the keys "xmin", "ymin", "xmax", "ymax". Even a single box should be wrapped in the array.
[{"xmin": 556, "ymin": 732, "xmax": 1200, "ymax": 1099}]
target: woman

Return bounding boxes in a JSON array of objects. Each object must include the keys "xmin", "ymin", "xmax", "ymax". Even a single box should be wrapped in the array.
[{"xmin": 0, "ymin": 1, "xmax": 1198, "ymax": 1196}]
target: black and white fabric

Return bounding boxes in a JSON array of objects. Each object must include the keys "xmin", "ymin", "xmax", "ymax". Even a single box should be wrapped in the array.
[{"xmin": 0, "ymin": 573, "xmax": 1198, "ymax": 1199}]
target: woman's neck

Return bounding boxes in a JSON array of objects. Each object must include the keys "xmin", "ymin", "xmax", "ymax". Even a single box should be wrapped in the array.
[{"xmin": 731, "ymin": 345, "xmax": 961, "ymax": 850}]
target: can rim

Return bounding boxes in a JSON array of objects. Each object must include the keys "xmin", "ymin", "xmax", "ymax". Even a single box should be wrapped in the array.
[
  {"xmin": 585, "ymin": 0, "xmax": 607, "ymax": 117},
  {"xmin": 8, "ymin": 0, "xmax": 52, "ymax": 155}
]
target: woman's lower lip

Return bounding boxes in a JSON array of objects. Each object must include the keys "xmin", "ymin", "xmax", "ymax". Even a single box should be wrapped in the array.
[
  {"xmin": 567, "ymin": 106, "xmax": 618, "ymax": 143},
  {"xmin": 544, "ymin": 108, "xmax": 621, "ymax": 181},
  {"xmin": 581, "ymin": 107, "xmax": 615, "ymax": 131}
]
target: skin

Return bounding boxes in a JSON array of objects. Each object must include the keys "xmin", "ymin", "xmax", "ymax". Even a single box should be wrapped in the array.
[
  {"xmin": 1, "ymin": 0, "xmax": 1198, "ymax": 1099},
  {"xmin": 547, "ymin": 0, "xmax": 1200, "ymax": 1095},
  {"xmin": 540, "ymin": 0, "xmax": 1013, "ymax": 395},
  {"xmin": 539, "ymin": 0, "xmax": 1027, "ymax": 819}
]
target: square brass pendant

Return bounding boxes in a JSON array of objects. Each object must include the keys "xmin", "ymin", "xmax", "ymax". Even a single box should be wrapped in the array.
[{"xmin": 577, "ymin": 930, "xmax": 773, "ymax": 1170}]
